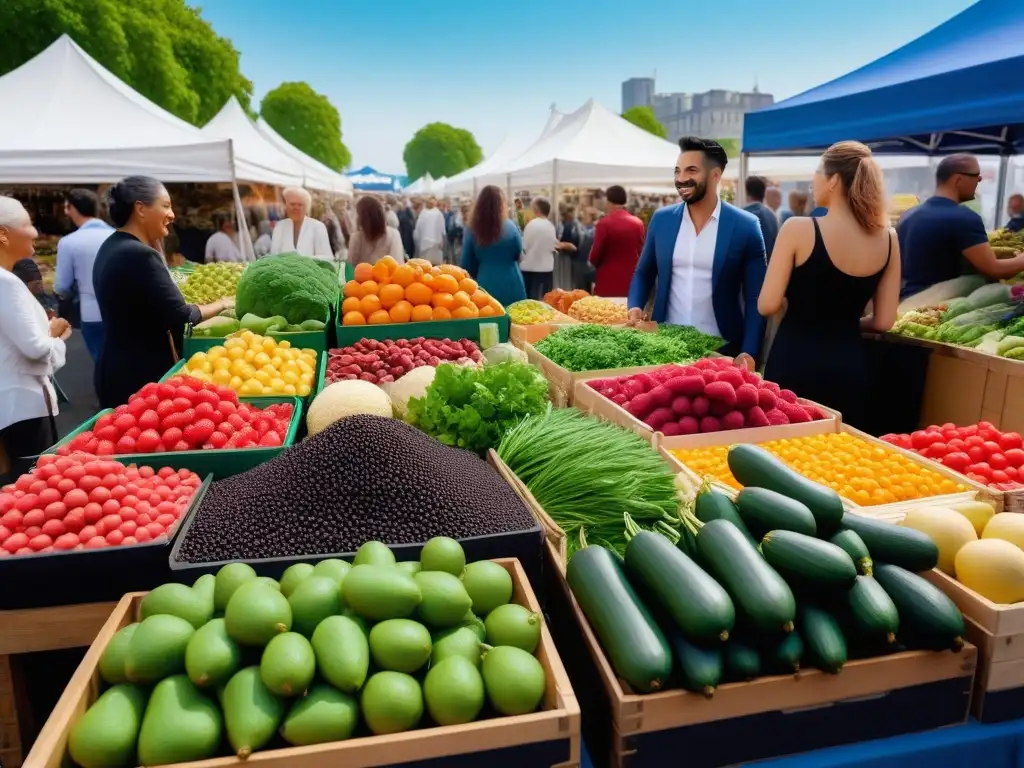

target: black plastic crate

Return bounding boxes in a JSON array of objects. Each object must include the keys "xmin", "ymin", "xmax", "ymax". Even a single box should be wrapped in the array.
[{"xmin": 0, "ymin": 476, "xmax": 212, "ymax": 611}]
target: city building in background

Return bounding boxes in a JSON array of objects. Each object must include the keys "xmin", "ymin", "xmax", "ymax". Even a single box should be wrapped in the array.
[{"xmin": 622, "ymin": 75, "xmax": 774, "ymax": 141}]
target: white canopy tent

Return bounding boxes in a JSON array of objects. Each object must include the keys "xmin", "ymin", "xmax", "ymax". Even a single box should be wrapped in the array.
[
  {"xmin": 0, "ymin": 35, "xmax": 234, "ymax": 183},
  {"xmin": 403, "ymin": 173, "xmax": 448, "ymax": 196},
  {"xmin": 255, "ymin": 117, "xmax": 353, "ymax": 196},
  {"xmin": 445, "ymin": 107, "xmax": 565, "ymax": 196},
  {"xmin": 201, "ymin": 97, "xmax": 306, "ymax": 189}
]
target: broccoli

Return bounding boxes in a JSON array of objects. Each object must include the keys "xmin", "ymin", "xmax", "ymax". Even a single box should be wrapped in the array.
[{"xmin": 235, "ymin": 253, "xmax": 339, "ymax": 324}]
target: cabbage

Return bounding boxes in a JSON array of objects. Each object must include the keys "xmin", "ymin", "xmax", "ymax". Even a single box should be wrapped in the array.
[
  {"xmin": 386, "ymin": 366, "xmax": 438, "ymax": 420},
  {"xmin": 482, "ymin": 343, "xmax": 527, "ymax": 365}
]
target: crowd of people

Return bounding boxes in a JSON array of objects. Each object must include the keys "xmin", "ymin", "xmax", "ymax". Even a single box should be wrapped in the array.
[{"xmin": 3, "ymin": 132, "xmax": 1024, "ymax": 477}]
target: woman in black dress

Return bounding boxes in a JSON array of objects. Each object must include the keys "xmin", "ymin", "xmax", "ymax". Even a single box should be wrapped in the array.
[
  {"xmin": 759, "ymin": 142, "xmax": 901, "ymax": 428},
  {"xmin": 93, "ymin": 177, "xmax": 232, "ymax": 408}
]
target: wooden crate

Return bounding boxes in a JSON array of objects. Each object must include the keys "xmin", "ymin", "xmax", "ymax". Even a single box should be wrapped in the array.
[
  {"xmin": 922, "ymin": 569, "xmax": 1024, "ymax": 723},
  {"xmin": 510, "ymin": 314, "xmax": 578, "ymax": 348},
  {"xmin": 522, "ymin": 344, "xmax": 669, "ymax": 407},
  {"xmin": 23, "ymin": 559, "xmax": 580, "ymax": 768},
  {"xmin": 544, "ymin": 540, "xmax": 975, "ymax": 768}
]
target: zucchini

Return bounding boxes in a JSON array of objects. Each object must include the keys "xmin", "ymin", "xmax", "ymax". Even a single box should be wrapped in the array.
[
  {"xmin": 762, "ymin": 632, "xmax": 803, "ymax": 674},
  {"xmin": 727, "ymin": 444, "xmax": 844, "ymax": 536},
  {"xmin": 668, "ymin": 630, "xmax": 723, "ymax": 698},
  {"xmin": 844, "ymin": 575, "xmax": 898, "ymax": 645},
  {"xmin": 873, "ymin": 564, "xmax": 965, "ymax": 652},
  {"xmin": 724, "ymin": 641, "xmax": 761, "ymax": 681},
  {"xmin": 800, "ymin": 605, "xmax": 847, "ymax": 674},
  {"xmin": 840, "ymin": 513, "xmax": 939, "ymax": 572},
  {"xmin": 566, "ymin": 546, "xmax": 673, "ymax": 692},
  {"xmin": 736, "ymin": 487, "xmax": 817, "ymax": 538},
  {"xmin": 695, "ymin": 489, "xmax": 758, "ymax": 546},
  {"xmin": 624, "ymin": 531, "xmax": 735, "ymax": 642},
  {"xmin": 696, "ymin": 519, "xmax": 796, "ymax": 635},
  {"xmin": 760, "ymin": 530, "xmax": 857, "ymax": 592},
  {"xmin": 829, "ymin": 530, "xmax": 874, "ymax": 576}
]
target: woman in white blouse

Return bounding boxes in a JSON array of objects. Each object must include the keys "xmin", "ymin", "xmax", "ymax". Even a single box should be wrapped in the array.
[
  {"xmin": 0, "ymin": 197, "xmax": 70, "ymax": 470},
  {"xmin": 270, "ymin": 187, "xmax": 334, "ymax": 261}
]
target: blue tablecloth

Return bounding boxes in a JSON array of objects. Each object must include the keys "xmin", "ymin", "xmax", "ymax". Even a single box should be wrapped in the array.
[{"xmin": 581, "ymin": 719, "xmax": 1024, "ymax": 768}]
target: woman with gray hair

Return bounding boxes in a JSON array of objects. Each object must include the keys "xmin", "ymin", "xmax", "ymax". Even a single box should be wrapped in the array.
[
  {"xmin": 93, "ymin": 176, "xmax": 232, "ymax": 408},
  {"xmin": 254, "ymin": 220, "xmax": 273, "ymax": 258},
  {"xmin": 0, "ymin": 196, "xmax": 69, "ymax": 471},
  {"xmin": 270, "ymin": 186, "xmax": 333, "ymax": 261}
]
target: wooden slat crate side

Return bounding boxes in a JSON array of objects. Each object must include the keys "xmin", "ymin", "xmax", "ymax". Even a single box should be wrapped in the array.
[
  {"xmin": 0, "ymin": 601, "xmax": 120, "ymax": 656},
  {"xmin": 922, "ymin": 569, "xmax": 1024, "ymax": 637}
]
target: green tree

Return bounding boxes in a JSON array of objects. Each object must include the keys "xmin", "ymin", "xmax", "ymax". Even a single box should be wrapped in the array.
[
  {"xmin": 0, "ymin": 0, "xmax": 252, "ymax": 126},
  {"xmin": 260, "ymin": 82, "xmax": 351, "ymax": 172},
  {"xmin": 622, "ymin": 106, "xmax": 667, "ymax": 139},
  {"xmin": 715, "ymin": 138, "xmax": 741, "ymax": 158},
  {"xmin": 404, "ymin": 123, "xmax": 483, "ymax": 181}
]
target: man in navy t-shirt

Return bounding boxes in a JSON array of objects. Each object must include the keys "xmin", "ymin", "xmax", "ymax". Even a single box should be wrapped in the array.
[{"xmin": 897, "ymin": 154, "xmax": 1024, "ymax": 299}]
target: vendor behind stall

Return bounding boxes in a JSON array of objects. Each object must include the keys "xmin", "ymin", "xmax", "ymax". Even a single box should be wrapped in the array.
[{"xmin": 897, "ymin": 154, "xmax": 1024, "ymax": 299}]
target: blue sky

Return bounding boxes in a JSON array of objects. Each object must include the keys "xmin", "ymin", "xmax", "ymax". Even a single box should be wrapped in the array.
[{"xmin": 199, "ymin": 0, "xmax": 975, "ymax": 174}]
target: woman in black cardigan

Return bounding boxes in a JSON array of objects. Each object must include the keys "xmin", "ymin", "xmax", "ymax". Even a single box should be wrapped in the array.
[{"xmin": 93, "ymin": 177, "xmax": 232, "ymax": 408}]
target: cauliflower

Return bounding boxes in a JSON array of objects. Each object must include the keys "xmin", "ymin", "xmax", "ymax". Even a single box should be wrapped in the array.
[
  {"xmin": 235, "ymin": 252, "xmax": 338, "ymax": 324},
  {"xmin": 307, "ymin": 380, "xmax": 393, "ymax": 435}
]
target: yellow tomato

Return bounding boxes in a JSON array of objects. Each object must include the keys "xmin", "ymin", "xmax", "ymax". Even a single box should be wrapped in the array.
[
  {"xmin": 253, "ymin": 371, "xmax": 271, "ymax": 386},
  {"xmin": 297, "ymin": 382, "xmax": 312, "ymax": 397},
  {"xmin": 261, "ymin": 337, "xmax": 277, "ymax": 354},
  {"xmin": 207, "ymin": 346, "xmax": 226, "ymax": 361},
  {"xmin": 223, "ymin": 337, "xmax": 246, "ymax": 350},
  {"xmin": 241, "ymin": 378, "xmax": 262, "ymax": 394},
  {"xmin": 269, "ymin": 378, "xmax": 286, "ymax": 392},
  {"xmin": 278, "ymin": 339, "xmax": 291, "ymax": 349},
  {"xmin": 212, "ymin": 369, "xmax": 232, "ymax": 385},
  {"xmin": 229, "ymin": 375, "xmax": 244, "ymax": 391},
  {"xmin": 282, "ymin": 370, "xmax": 299, "ymax": 386},
  {"xmin": 188, "ymin": 351, "xmax": 208, "ymax": 368},
  {"xmin": 253, "ymin": 351, "xmax": 271, "ymax": 367},
  {"xmin": 283, "ymin": 383, "xmax": 297, "ymax": 395},
  {"xmin": 243, "ymin": 349, "xmax": 256, "ymax": 363}
]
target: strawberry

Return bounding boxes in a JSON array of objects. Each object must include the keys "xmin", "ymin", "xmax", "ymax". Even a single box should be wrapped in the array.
[
  {"xmin": 137, "ymin": 410, "xmax": 160, "ymax": 430},
  {"xmin": 207, "ymin": 431, "xmax": 229, "ymax": 449},
  {"xmin": 258, "ymin": 431, "xmax": 283, "ymax": 447},
  {"xmin": 746, "ymin": 406, "xmax": 771, "ymax": 428},
  {"xmin": 734, "ymin": 383, "xmax": 759, "ymax": 410},
  {"xmin": 183, "ymin": 419, "xmax": 216, "ymax": 447},
  {"xmin": 757, "ymin": 389, "xmax": 778, "ymax": 411},
  {"xmin": 704, "ymin": 381, "xmax": 737, "ymax": 407},
  {"xmin": 162, "ymin": 428, "xmax": 184, "ymax": 449},
  {"xmin": 115, "ymin": 436, "xmax": 137, "ymax": 454},
  {"xmin": 765, "ymin": 408, "xmax": 791, "ymax": 426}
]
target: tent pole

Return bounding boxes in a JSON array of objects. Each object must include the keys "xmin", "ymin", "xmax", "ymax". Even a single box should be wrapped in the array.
[
  {"xmin": 227, "ymin": 139, "xmax": 255, "ymax": 261},
  {"xmin": 552, "ymin": 159, "xmax": 562, "ymax": 290},
  {"xmin": 737, "ymin": 153, "xmax": 749, "ymax": 207},
  {"xmin": 994, "ymin": 153, "xmax": 1010, "ymax": 229}
]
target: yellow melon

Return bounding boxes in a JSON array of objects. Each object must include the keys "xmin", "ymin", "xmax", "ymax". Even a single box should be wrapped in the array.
[
  {"xmin": 950, "ymin": 501, "xmax": 996, "ymax": 537},
  {"xmin": 982, "ymin": 512, "xmax": 1024, "ymax": 551},
  {"xmin": 955, "ymin": 538, "xmax": 1024, "ymax": 604},
  {"xmin": 899, "ymin": 506, "xmax": 977, "ymax": 576}
]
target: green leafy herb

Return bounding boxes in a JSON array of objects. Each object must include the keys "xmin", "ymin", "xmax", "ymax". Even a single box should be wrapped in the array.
[
  {"xmin": 534, "ymin": 324, "xmax": 723, "ymax": 372},
  {"xmin": 407, "ymin": 361, "xmax": 549, "ymax": 455}
]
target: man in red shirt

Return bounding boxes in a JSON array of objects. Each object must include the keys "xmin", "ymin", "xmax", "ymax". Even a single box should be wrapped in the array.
[{"xmin": 589, "ymin": 185, "xmax": 645, "ymax": 297}]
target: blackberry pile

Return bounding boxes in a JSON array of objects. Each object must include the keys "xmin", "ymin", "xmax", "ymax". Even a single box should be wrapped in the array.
[{"xmin": 175, "ymin": 415, "xmax": 537, "ymax": 562}]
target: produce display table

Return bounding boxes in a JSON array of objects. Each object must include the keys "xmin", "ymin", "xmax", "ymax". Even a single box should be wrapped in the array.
[{"xmin": 0, "ymin": 601, "xmax": 117, "ymax": 768}]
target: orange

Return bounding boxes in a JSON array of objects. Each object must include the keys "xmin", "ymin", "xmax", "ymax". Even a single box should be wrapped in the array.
[
  {"xmin": 452, "ymin": 290, "xmax": 472, "ymax": 308},
  {"xmin": 432, "ymin": 306, "xmax": 452, "ymax": 320},
  {"xmin": 488, "ymin": 297, "xmax": 504, "ymax": 313},
  {"xmin": 353, "ymin": 263, "xmax": 373, "ymax": 283},
  {"xmin": 368, "ymin": 309, "xmax": 392, "ymax": 324},
  {"xmin": 359, "ymin": 280, "xmax": 380, "ymax": 298},
  {"xmin": 409, "ymin": 258, "xmax": 432, "ymax": 270},
  {"xmin": 440, "ymin": 264, "xmax": 467, "ymax": 278},
  {"xmin": 478, "ymin": 305, "xmax": 497, "ymax": 317},
  {"xmin": 470, "ymin": 290, "xmax": 489, "ymax": 308},
  {"xmin": 379, "ymin": 255, "xmax": 398, "ymax": 271},
  {"xmin": 452, "ymin": 305, "xmax": 476, "ymax": 319},
  {"xmin": 420, "ymin": 273, "xmax": 436, "ymax": 289},
  {"xmin": 359, "ymin": 295, "xmax": 382, "ymax": 316},
  {"xmin": 342, "ymin": 296, "xmax": 361, "ymax": 314},
  {"xmin": 391, "ymin": 264, "xmax": 416, "ymax": 287},
  {"xmin": 379, "ymin": 283, "xmax": 405, "ymax": 309},
  {"xmin": 371, "ymin": 260, "xmax": 391, "ymax": 283},
  {"xmin": 411, "ymin": 304, "xmax": 433, "ymax": 322},
  {"xmin": 406, "ymin": 282, "xmax": 433, "ymax": 306},
  {"xmin": 342, "ymin": 311, "xmax": 366, "ymax": 326},
  {"xmin": 435, "ymin": 274, "xmax": 459, "ymax": 294},
  {"xmin": 431, "ymin": 292, "xmax": 455, "ymax": 310},
  {"xmin": 389, "ymin": 300, "xmax": 413, "ymax": 323},
  {"xmin": 459, "ymin": 277, "xmax": 478, "ymax": 294},
  {"xmin": 343, "ymin": 280, "xmax": 361, "ymax": 299}
]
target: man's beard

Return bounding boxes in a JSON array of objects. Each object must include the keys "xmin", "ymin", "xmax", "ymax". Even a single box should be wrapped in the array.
[{"xmin": 676, "ymin": 179, "xmax": 708, "ymax": 204}]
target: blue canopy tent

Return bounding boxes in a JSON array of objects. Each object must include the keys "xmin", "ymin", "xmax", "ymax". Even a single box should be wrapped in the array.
[
  {"xmin": 739, "ymin": 0, "xmax": 1024, "ymax": 218},
  {"xmin": 344, "ymin": 165, "xmax": 407, "ymax": 192}
]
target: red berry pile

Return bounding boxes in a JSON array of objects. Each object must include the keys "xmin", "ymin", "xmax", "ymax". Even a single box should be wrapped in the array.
[
  {"xmin": 587, "ymin": 358, "xmax": 829, "ymax": 436},
  {"xmin": 0, "ymin": 454, "xmax": 201, "ymax": 556},
  {"xmin": 326, "ymin": 337, "xmax": 482, "ymax": 386},
  {"xmin": 881, "ymin": 421, "xmax": 1024, "ymax": 490},
  {"xmin": 59, "ymin": 376, "xmax": 294, "ymax": 456}
]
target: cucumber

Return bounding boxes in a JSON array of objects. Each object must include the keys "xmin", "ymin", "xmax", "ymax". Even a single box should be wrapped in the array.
[
  {"xmin": 873, "ymin": 564, "xmax": 965, "ymax": 652},
  {"xmin": 762, "ymin": 632, "xmax": 803, "ymax": 674},
  {"xmin": 727, "ymin": 444, "xmax": 844, "ymax": 536},
  {"xmin": 724, "ymin": 641, "xmax": 761, "ymax": 681},
  {"xmin": 566, "ymin": 546, "xmax": 673, "ymax": 693},
  {"xmin": 844, "ymin": 575, "xmax": 898, "ymax": 645},
  {"xmin": 736, "ymin": 487, "xmax": 817, "ymax": 538},
  {"xmin": 695, "ymin": 489, "xmax": 757, "ymax": 546},
  {"xmin": 760, "ymin": 530, "xmax": 857, "ymax": 592},
  {"xmin": 840, "ymin": 514, "xmax": 939, "ymax": 572},
  {"xmin": 829, "ymin": 530, "xmax": 874, "ymax": 576},
  {"xmin": 624, "ymin": 531, "xmax": 735, "ymax": 643},
  {"xmin": 800, "ymin": 605, "xmax": 847, "ymax": 674},
  {"xmin": 696, "ymin": 520, "xmax": 796, "ymax": 635},
  {"xmin": 667, "ymin": 630, "xmax": 723, "ymax": 698}
]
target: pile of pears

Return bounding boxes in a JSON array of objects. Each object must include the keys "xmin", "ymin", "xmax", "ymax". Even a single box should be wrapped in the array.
[{"xmin": 68, "ymin": 537, "xmax": 548, "ymax": 767}]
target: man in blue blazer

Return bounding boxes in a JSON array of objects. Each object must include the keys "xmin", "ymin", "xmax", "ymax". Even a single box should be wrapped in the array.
[{"xmin": 626, "ymin": 136, "xmax": 768, "ymax": 362}]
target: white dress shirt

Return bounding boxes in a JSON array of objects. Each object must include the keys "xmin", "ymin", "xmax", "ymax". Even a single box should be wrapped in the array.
[
  {"xmin": 270, "ymin": 217, "xmax": 334, "ymax": 261},
  {"xmin": 204, "ymin": 231, "xmax": 243, "ymax": 263},
  {"xmin": 0, "ymin": 268, "xmax": 66, "ymax": 431},
  {"xmin": 667, "ymin": 198, "xmax": 722, "ymax": 336},
  {"xmin": 414, "ymin": 208, "xmax": 446, "ymax": 253},
  {"xmin": 253, "ymin": 233, "xmax": 272, "ymax": 258},
  {"xmin": 54, "ymin": 219, "xmax": 114, "ymax": 323},
  {"xmin": 521, "ymin": 217, "xmax": 557, "ymax": 273}
]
